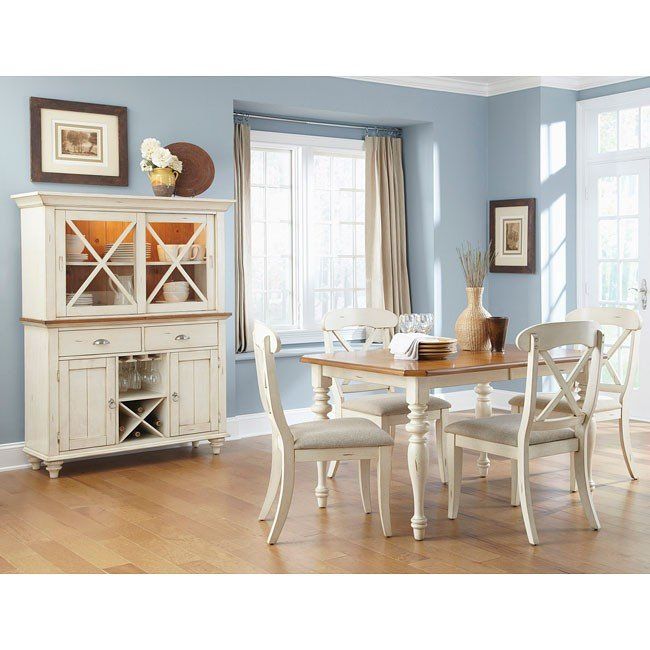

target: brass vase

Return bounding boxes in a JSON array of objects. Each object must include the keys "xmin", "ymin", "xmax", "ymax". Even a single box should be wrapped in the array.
[
  {"xmin": 454, "ymin": 287, "xmax": 491, "ymax": 351},
  {"xmin": 149, "ymin": 167, "xmax": 179, "ymax": 197}
]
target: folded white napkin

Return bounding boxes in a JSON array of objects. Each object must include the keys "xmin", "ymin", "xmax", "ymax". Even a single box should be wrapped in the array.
[{"xmin": 389, "ymin": 333, "xmax": 438, "ymax": 360}]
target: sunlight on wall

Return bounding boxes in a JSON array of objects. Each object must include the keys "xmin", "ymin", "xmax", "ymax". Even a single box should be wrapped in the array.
[
  {"xmin": 541, "ymin": 194, "xmax": 567, "ymax": 322},
  {"xmin": 540, "ymin": 121, "xmax": 567, "ymax": 183},
  {"xmin": 433, "ymin": 142, "xmax": 443, "ymax": 335}
]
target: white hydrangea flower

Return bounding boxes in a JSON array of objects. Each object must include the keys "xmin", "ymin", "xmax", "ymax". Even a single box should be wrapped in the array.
[
  {"xmin": 140, "ymin": 138, "xmax": 161, "ymax": 160},
  {"xmin": 151, "ymin": 147, "xmax": 174, "ymax": 169},
  {"xmin": 140, "ymin": 159, "xmax": 154, "ymax": 172},
  {"xmin": 170, "ymin": 156, "xmax": 183, "ymax": 173}
]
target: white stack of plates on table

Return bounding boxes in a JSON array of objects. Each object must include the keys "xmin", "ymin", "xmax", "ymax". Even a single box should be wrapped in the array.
[
  {"xmin": 66, "ymin": 292, "xmax": 94, "ymax": 306},
  {"xmin": 417, "ymin": 337, "xmax": 458, "ymax": 360},
  {"xmin": 105, "ymin": 242, "xmax": 151, "ymax": 263}
]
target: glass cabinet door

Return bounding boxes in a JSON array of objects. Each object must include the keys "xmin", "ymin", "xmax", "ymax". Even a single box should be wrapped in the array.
[
  {"xmin": 145, "ymin": 214, "xmax": 214, "ymax": 312},
  {"xmin": 57, "ymin": 211, "xmax": 140, "ymax": 316}
]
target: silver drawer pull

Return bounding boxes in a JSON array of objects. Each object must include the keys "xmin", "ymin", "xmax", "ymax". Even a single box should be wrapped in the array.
[
  {"xmin": 93, "ymin": 338, "xmax": 111, "ymax": 346},
  {"xmin": 174, "ymin": 334, "xmax": 191, "ymax": 341}
]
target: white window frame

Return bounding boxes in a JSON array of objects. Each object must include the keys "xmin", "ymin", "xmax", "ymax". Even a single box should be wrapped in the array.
[
  {"xmin": 576, "ymin": 87, "xmax": 650, "ymax": 308},
  {"xmin": 251, "ymin": 130, "xmax": 366, "ymax": 345}
]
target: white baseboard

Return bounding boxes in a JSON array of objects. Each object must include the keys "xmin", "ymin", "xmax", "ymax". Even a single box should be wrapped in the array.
[{"xmin": 0, "ymin": 389, "xmax": 518, "ymax": 472}]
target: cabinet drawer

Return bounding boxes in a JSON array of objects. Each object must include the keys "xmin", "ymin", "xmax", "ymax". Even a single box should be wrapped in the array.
[
  {"xmin": 144, "ymin": 323, "xmax": 218, "ymax": 351},
  {"xmin": 59, "ymin": 327, "xmax": 142, "ymax": 357}
]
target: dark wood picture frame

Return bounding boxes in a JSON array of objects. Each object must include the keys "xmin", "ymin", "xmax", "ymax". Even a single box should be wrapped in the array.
[
  {"xmin": 489, "ymin": 198, "xmax": 536, "ymax": 274},
  {"xmin": 30, "ymin": 97, "xmax": 128, "ymax": 186}
]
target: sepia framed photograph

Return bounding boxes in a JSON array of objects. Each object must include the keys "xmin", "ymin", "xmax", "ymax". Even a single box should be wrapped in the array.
[
  {"xmin": 30, "ymin": 97, "xmax": 128, "ymax": 185},
  {"xmin": 489, "ymin": 198, "xmax": 536, "ymax": 273}
]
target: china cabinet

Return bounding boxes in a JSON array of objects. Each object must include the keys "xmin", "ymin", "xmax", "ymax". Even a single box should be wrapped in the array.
[{"xmin": 13, "ymin": 191, "xmax": 233, "ymax": 477}]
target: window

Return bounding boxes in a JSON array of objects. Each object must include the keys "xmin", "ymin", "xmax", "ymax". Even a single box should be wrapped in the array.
[{"xmin": 250, "ymin": 131, "xmax": 366, "ymax": 343}]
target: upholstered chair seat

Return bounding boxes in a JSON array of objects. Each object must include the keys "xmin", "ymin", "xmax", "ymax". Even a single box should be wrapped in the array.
[
  {"xmin": 291, "ymin": 418, "xmax": 395, "ymax": 450},
  {"xmin": 508, "ymin": 393, "xmax": 620, "ymax": 413},
  {"xmin": 342, "ymin": 394, "xmax": 452, "ymax": 418}
]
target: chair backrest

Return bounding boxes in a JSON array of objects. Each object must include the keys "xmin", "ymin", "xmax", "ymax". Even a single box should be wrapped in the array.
[
  {"xmin": 322, "ymin": 308, "xmax": 398, "ymax": 405},
  {"xmin": 515, "ymin": 320, "xmax": 603, "ymax": 445},
  {"xmin": 567, "ymin": 307, "xmax": 642, "ymax": 399},
  {"xmin": 252, "ymin": 322, "xmax": 294, "ymax": 450}
]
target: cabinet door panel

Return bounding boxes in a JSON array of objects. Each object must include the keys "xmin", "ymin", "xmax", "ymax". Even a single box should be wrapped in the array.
[
  {"xmin": 59, "ymin": 357, "xmax": 117, "ymax": 451},
  {"xmin": 170, "ymin": 350, "xmax": 218, "ymax": 436}
]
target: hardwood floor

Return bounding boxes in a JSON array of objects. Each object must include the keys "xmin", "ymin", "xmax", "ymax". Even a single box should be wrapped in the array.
[{"xmin": 0, "ymin": 415, "xmax": 648, "ymax": 573}]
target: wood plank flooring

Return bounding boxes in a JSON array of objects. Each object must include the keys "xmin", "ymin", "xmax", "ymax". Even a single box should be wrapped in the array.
[{"xmin": 0, "ymin": 415, "xmax": 648, "ymax": 573}]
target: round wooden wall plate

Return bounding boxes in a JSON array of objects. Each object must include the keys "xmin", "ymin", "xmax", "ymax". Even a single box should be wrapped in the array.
[{"xmin": 165, "ymin": 142, "xmax": 215, "ymax": 197}]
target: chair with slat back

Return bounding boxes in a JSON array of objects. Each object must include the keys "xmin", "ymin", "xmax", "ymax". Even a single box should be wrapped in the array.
[
  {"xmin": 253, "ymin": 321, "xmax": 394, "ymax": 544},
  {"xmin": 322, "ymin": 308, "xmax": 451, "ymax": 484},
  {"xmin": 445, "ymin": 320, "xmax": 603, "ymax": 545},
  {"xmin": 509, "ymin": 307, "xmax": 642, "ymax": 488}
]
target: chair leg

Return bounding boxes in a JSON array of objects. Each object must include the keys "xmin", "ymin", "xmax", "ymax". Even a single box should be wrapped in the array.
[
  {"xmin": 510, "ymin": 459, "xmax": 520, "ymax": 506},
  {"xmin": 436, "ymin": 411, "xmax": 448, "ymax": 485},
  {"xmin": 259, "ymin": 437, "xmax": 281, "ymax": 520},
  {"xmin": 517, "ymin": 451, "xmax": 539, "ymax": 546},
  {"xmin": 618, "ymin": 407, "xmax": 638, "ymax": 480},
  {"xmin": 574, "ymin": 447, "xmax": 601, "ymax": 531},
  {"xmin": 569, "ymin": 454, "xmax": 577, "ymax": 493},
  {"xmin": 327, "ymin": 460, "xmax": 340, "ymax": 479},
  {"xmin": 316, "ymin": 461, "xmax": 329, "ymax": 508},
  {"xmin": 447, "ymin": 433, "xmax": 462, "ymax": 519},
  {"xmin": 377, "ymin": 446, "xmax": 392, "ymax": 537},
  {"xmin": 267, "ymin": 453, "xmax": 295, "ymax": 545},
  {"xmin": 359, "ymin": 459, "xmax": 372, "ymax": 514}
]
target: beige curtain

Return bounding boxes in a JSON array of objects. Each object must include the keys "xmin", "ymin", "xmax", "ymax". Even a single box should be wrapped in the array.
[
  {"xmin": 234, "ymin": 121, "xmax": 252, "ymax": 352},
  {"xmin": 365, "ymin": 136, "xmax": 412, "ymax": 314}
]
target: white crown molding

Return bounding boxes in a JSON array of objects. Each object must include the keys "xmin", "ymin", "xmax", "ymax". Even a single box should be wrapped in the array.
[{"xmin": 346, "ymin": 76, "xmax": 644, "ymax": 97}]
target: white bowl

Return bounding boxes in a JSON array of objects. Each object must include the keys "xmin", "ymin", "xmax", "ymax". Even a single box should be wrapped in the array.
[
  {"xmin": 163, "ymin": 291, "xmax": 189, "ymax": 303},
  {"xmin": 66, "ymin": 236, "xmax": 84, "ymax": 255},
  {"xmin": 164, "ymin": 281, "xmax": 189, "ymax": 288}
]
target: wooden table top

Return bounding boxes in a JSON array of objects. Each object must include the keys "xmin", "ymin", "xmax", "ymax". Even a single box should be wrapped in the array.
[{"xmin": 301, "ymin": 344, "xmax": 583, "ymax": 377}]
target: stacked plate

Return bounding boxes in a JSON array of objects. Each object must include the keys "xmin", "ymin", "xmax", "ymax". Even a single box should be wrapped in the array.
[
  {"xmin": 67, "ymin": 292, "xmax": 93, "ymax": 306},
  {"xmin": 67, "ymin": 253, "xmax": 89, "ymax": 262},
  {"xmin": 417, "ymin": 336, "xmax": 457, "ymax": 360},
  {"xmin": 105, "ymin": 242, "xmax": 152, "ymax": 263}
]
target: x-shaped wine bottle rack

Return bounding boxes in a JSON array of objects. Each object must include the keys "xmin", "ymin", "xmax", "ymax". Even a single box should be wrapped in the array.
[{"xmin": 118, "ymin": 397, "xmax": 165, "ymax": 443}]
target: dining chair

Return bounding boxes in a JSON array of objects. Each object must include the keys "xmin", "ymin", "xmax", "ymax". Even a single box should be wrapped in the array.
[
  {"xmin": 322, "ymin": 307, "xmax": 451, "ymax": 483},
  {"xmin": 445, "ymin": 320, "xmax": 603, "ymax": 545},
  {"xmin": 253, "ymin": 321, "xmax": 394, "ymax": 545},
  {"xmin": 509, "ymin": 307, "xmax": 642, "ymax": 490}
]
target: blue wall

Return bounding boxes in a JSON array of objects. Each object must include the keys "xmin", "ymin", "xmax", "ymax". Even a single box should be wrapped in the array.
[{"xmin": 0, "ymin": 76, "xmax": 487, "ymax": 443}]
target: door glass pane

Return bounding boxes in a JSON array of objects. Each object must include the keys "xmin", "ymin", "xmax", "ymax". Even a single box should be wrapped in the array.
[
  {"xmin": 65, "ymin": 218, "xmax": 137, "ymax": 310},
  {"xmin": 620, "ymin": 261, "xmax": 639, "ymax": 303},
  {"xmin": 598, "ymin": 111, "xmax": 617, "ymax": 152},
  {"xmin": 599, "ymin": 262, "xmax": 618, "ymax": 301},
  {"xmin": 620, "ymin": 219, "xmax": 639, "ymax": 259},
  {"xmin": 598, "ymin": 219, "xmax": 617, "ymax": 259},
  {"xmin": 641, "ymin": 106, "xmax": 650, "ymax": 148},
  {"xmin": 619, "ymin": 108, "xmax": 640, "ymax": 150},
  {"xmin": 619, "ymin": 174, "xmax": 639, "ymax": 215},
  {"xmin": 598, "ymin": 176, "xmax": 618, "ymax": 216},
  {"xmin": 146, "ymin": 220, "xmax": 208, "ymax": 306}
]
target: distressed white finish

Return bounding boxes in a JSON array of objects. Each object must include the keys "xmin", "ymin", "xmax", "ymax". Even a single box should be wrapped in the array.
[
  {"xmin": 447, "ymin": 321, "xmax": 604, "ymax": 545},
  {"xmin": 322, "ymin": 308, "xmax": 449, "ymax": 484},
  {"xmin": 253, "ymin": 322, "xmax": 393, "ymax": 544},
  {"xmin": 14, "ymin": 192, "xmax": 232, "ymax": 477}
]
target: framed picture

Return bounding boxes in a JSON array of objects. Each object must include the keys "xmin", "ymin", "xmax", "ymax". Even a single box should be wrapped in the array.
[
  {"xmin": 30, "ymin": 97, "xmax": 128, "ymax": 185},
  {"xmin": 489, "ymin": 198, "xmax": 536, "ymax": 273}
]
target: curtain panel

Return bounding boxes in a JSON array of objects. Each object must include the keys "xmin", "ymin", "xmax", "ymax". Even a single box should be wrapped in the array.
[
  {"xmin": 234, "ymin": 122, "xmax": 252, "ymax": 352},
  {"xmin": 365, "ymin": 136, "xmax": 412, "ymax": 315}
]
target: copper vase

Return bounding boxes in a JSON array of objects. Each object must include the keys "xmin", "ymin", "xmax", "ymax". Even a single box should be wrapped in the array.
[{"xmin": 487, "ymin": 316, "xmax": 509, "ymax": 353}]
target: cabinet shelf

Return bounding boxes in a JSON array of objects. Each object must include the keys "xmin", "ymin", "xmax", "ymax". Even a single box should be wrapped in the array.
[
  {"xmin": 146, "ymin": 261, "xmax": 207, "ymax": 266},
  {"xmin": 119, "ymin": 389, "xmax": 166, "ymax": 402},
  {"xmin": 66, "ymin": 262, "xmax": 136, "ymax": 266}
]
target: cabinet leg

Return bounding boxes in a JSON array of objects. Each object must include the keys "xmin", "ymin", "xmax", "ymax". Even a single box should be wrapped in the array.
[
  {"xmin": 25, "ymin": 454, "xmax": 42, "ymax": 471},
  {"xmin": 208, "ymin": 439, "xmax": 223, "ymax": 455},
  {"xmin": 45, "ymin": 461, "xmax": 63, "ymax": 479},
  {"xmin": 191, "ymin": 441, "xmax": 200, "ymax": 448}
]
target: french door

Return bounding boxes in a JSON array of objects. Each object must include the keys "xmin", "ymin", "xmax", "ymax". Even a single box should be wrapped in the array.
[{"xmin": 584, "ymin": 159, "xmax": 650, "ymax": 418}]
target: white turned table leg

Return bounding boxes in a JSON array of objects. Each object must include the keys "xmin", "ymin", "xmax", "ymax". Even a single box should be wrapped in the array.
[
  {"xmin": 406, "ymin": 381, "xmax": 430, "ymax": 540},
  {"xmin": 311, "ymin": 365, "xmax": 332, "ymax": 507},
  {"xmin": 474, "ymin": 382, "xmax": 493, "ymax": 477}
]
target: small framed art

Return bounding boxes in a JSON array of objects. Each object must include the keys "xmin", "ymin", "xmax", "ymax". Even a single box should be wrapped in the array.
[
  {"xmin": 30, "ymin": 97, "xmax": 128, "ymax": 185},
  {"xmin": 489, "ymin": 198, "xmax": 536, "ymax": 273}
]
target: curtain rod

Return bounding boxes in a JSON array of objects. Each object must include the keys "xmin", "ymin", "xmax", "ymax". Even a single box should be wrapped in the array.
[{"xmin": 233, "ymin": 112, "xmax": 401, "ymax": 136}]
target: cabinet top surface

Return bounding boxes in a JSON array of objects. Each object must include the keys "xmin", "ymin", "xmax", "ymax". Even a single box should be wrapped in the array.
[
  {"xmin": 11, "ymin": 191, "xmax": 235, "ymax": 213},
  {"xmin": 21, "ymin": 311, "xmax": 232, "ymax": 328}
]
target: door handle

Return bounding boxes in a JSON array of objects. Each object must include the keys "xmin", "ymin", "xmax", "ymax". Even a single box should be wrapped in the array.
[
  {"xmin": 171, "ymin": 392, "xmax": 179, "ymax": 402},
  {"xmin": 630, "ymin": 279, "xmax": 647, "ymax": 310}
]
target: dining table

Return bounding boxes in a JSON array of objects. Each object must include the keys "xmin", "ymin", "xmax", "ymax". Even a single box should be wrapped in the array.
[{"xmin": 301, "ymin": 344, "xmax": 587, "ymax": 540}]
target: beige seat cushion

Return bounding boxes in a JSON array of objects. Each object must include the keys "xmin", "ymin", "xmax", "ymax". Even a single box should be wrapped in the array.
[
  {"xmin": 291, "ymin": 417, "xmax": 394, "ymax": 450},
  {"xmin": 342, "ymin": 394, "xmax": 451, "ymax": 417},
  {"xmin": 445, "ymin": 413, "xmax": 575, "ymax": 446},
  {"xmin": 508, "ymin": 393, "xmax": 620, "ymax": 413}
]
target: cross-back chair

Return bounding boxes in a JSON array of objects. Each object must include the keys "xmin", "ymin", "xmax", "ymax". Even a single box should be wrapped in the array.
[
  {"xmin": 253, "ymin": 321, "xmax": 394, "ymax": 545},
  {"xmin": 509, "ymin": 307, "xmax": 642, "ymax": 488},
  {"xmin": 445, "ymin": 321, "xmax": 603, "ymax": 545},
  {"xmin": 322, "ymin": 308, "xmax": 451, "ymax": 483}
]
